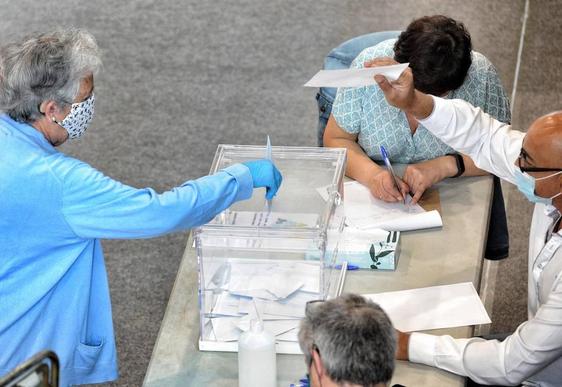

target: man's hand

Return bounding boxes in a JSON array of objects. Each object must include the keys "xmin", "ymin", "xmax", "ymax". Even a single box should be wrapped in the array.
[
  {"xmin": 374, "ymin": 68, "xmax": 434, "ymax": 119},
  {"xmin": 396, "ymin": 330, "xmax": 411, "ymax": 361},
  {"xmin": 403, "ymin": 156, "xmax": 458, "ymax": 204},
  {"xmin": 368, "ymin": 169, "xmax": 409, "ymax": 202}
]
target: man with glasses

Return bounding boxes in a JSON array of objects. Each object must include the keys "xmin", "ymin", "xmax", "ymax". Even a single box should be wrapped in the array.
[
  {"xmin": 375, "ymin": 67, "xmax": 562, "ymax": 386},
  {"xmin": 297, "ymin": 294, "xmax": 398, "ymax": 387}
]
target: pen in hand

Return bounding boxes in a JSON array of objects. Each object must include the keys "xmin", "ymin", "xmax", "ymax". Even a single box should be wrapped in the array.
[{"xmin": 379, "ymin": 145, "xmax": 406, "ymax": 204}]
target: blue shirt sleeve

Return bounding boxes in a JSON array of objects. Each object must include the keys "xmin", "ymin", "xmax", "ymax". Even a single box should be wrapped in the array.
[{"xmin": 50, "ymin": 155, "xmax": 253, "ymax": 239}]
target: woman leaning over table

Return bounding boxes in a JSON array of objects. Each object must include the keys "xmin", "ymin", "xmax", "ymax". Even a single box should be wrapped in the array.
[
  {"xmin": 0, "ymin": 29, "xmax": 281, "ymax": 386},
  {"xmin": 323, "ymin": 15, "xmax": 511, "ymax": 260}
]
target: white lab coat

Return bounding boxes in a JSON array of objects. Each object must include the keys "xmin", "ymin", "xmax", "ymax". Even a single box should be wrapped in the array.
[{"xmin": 408, "ymin": 96, "xmax": 562, "ymax": 387}]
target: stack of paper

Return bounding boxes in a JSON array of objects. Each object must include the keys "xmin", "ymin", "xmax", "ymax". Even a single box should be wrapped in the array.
[
  {"xmin": 343, "ymin": 181, "xmax": 442, "ymax": 231},
  {"xmin": 205, "ymin": 260, "xmax": 320, "ymax": 343}
]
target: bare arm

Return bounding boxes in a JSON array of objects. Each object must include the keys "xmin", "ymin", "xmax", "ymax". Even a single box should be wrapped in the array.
[
  {"xmin": 404, "ymin": 153, "xmax": 488, "ymax": 204},
  {"xmin": 324, "ymin": 114, "xmax": 408, "ymax": 202},
  {"xmin": 375, "ymin": 70, "xmax": 523, "ymax": 184}
]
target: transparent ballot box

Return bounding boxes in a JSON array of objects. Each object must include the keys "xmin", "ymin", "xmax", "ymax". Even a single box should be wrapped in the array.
[{"xmin": 195, "ymin": 145, "xmax": 346, "ymax": 354}]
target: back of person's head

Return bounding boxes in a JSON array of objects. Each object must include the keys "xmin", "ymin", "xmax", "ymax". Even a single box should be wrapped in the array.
[
  {"xmin": 298, "ymin": 294, "xmax": 396, "ymax": 386},
  {"xmin": 394, "ymin": 15, "xmax": 472, "ymax": 96},
  {"xmin": 0, "ymin": 29, "xmax": 101, "ymax": 123}
]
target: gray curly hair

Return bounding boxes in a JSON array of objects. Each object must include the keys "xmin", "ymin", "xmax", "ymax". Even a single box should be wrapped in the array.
[
  {"xmin": 298, "ymin": 294, "xmax": 396, "ymax": 386},
  {"xmin": 0, "ymin": 29, "xmax": 101, "ymax": 123}
]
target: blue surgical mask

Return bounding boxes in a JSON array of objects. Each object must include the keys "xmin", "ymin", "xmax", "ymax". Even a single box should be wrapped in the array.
[
  {"xmin": 514, "ymin": 168, "xmax": 562, "ymax": 205},
  {"xmin": 53, "ymin": 93, "xmax": 95, "ymax": 139}
]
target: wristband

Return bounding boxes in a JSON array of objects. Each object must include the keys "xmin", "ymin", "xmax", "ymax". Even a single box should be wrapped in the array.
[{"xmin": 447, "ymin": 153, "xmax": 465, "ymax": 178}]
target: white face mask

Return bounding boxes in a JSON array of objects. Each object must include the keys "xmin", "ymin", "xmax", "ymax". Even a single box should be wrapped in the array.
[{"xmin": 53, "ymin": 93, "xmax": 95, "ymax": 139}]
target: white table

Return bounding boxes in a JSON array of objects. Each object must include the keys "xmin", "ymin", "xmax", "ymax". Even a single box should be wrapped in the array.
[{"xmin": 143, "ymin": 174, "xmax": 493, "ymax": 386}]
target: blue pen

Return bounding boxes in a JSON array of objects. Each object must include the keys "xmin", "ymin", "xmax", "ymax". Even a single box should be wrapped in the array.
[
  {"xmin": 379, "ymin": 145, "xmax": 406, "ymax": 204},
  {"xmin": 335, "ymin": 264, "xmax": 360, "ymax": 270},
  {"xmin": 290, "ymin": 377, "xmax": 310, "ymax": 387}
]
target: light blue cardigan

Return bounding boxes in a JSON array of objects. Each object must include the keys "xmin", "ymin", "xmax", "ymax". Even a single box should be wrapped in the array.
[{"xmin": 0, "ymin": 114, "xmax": 252, "ymax": 386}]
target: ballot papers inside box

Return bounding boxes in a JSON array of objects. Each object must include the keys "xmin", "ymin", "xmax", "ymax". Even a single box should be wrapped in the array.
[{"xmin": 195, "ymin": 145, "xmax": 346, "ymax": 354}]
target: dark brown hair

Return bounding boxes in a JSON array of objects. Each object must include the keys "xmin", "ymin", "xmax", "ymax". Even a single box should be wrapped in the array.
[{"xmin": 394, "ymin": 15, "xmax": 472, "ymax": 96}]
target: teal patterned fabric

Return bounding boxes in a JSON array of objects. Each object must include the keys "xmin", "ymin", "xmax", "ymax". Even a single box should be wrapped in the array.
[{"xmin": 332, "ymin": 39, "xmax": 511, "ymax": 163}]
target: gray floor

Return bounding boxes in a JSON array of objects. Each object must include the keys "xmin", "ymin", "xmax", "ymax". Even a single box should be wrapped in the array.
[{"xmin": 1, "ymin": 0, "xmax": 560, "ymax": 386}]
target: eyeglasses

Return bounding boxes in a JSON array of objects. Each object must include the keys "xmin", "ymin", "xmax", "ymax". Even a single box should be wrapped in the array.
[
  {"xmin": 518, "ymin": 148, "xmax": 562, "ymax": 173},
  {"xmin": 305, "ymin": 299, "xmax": 325, "ymax": 315}
]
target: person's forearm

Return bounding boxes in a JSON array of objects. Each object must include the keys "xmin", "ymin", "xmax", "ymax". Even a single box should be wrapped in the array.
[
  {"xmin": 461, "ymin": 154, "xmax": 488, "ymax": 177},
  {"xmin": 323, "ymin": 116, "xmax": 384, "ymax": 185},
  {"xmin": 436, "ymin": 154, "xmax": 488, "ymax": 179},
  {"xmin": 325, "ymin": 134, "xmax": 383, "ymax": 185},
  {"xmin": 375, "ymin": 69, "xmax": 521, "ymax": 184},
  {"xmin": 396, "ymin": 331, "xmax": 411, "ymax": 360},
  {"xmin": 409, "ymin": 90, "xmax": 435, "ymax": 120}
]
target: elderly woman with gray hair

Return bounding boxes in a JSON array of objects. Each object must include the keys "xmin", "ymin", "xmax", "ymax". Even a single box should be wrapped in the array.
[
  {"xmin": 0, "ymin": 29, "xmax": 281, "ymax": 386},
  {"xmin": 298, "ymin": 294, "xmax": 400, "ymax": 387}
]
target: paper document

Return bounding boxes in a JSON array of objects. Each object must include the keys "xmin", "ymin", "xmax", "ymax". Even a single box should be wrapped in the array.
[
  {"xmin": 343, "ymin": 181, "xmax": 442, "ymax": 231},
  {"xmin": 276, "ymin": 327, "xmax": 299, "ymax": 342},
  {"xmin": 304, "ymin": 63, "xmax": 409, "ymax": 88},
  {"xmin": 363, "ymin": 282, "xmax": 491, "ymax": 332},
  {"xmin": 223, "ymin": 211, "xmax": 319, "ymax": 228},
  {"xmin": 236, "ymin": 316, "xmax": 300, "ymax": 337}
]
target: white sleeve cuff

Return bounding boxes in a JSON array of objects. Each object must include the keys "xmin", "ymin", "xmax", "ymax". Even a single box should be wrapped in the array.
[{"xmin": 409, "ymin": 332, "xmax": 438, "ymax": 367}]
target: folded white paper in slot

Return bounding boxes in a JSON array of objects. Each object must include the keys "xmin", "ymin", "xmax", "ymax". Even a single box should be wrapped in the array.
[
  {"xmin": 228, "ymin": 261, "xmax": 318, "ymax": 300},
  {"xmin": 304, "ymin": 63, "xmax": 409, "ymax": 88}
]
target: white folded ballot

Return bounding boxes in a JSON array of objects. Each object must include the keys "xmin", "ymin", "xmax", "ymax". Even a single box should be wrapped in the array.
[
  {"xmin": 205, "ymin": 260, "xmax": 320, "ymax": 343},
  {"xmin": 316, "ymin": 181, "xmax": 442, "ymax": 232},
  {"xmin": 363, "ymin": 282, "xmax": 491, "ymax": 332},
  {"xmin": 304, "ymin": 62, "xmax": 409, "ymax": 88},
  {"xmin": 342, "ymin": 181, "xmax": 443, "ymax": 232}
]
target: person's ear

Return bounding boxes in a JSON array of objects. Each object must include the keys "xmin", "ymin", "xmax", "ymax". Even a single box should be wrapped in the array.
[
  {"xmin": 311, "ymin": 349, "xmax": 324, "ymax": 377},
  {"xmin": 39, "ymin": 100, "xmax": 60, "ymax": 121}
]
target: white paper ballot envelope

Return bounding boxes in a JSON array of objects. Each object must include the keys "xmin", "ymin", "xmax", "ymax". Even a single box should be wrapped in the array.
[
  {"xmin": 363, "ymin": 282, "xmax": 491, "ymax": 332},
  {"xmin": 304, "ymin": 63, "xmax": 409, "ymax": 88}
]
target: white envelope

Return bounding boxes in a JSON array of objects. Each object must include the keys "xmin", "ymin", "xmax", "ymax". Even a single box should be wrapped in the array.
[
  {"xmin": 304, "ymin": 63, "xmax": 409, "ymax": 88},
  {"xmin": 363, "ymin": 282, "xmax": 491, "ymax": 332}
]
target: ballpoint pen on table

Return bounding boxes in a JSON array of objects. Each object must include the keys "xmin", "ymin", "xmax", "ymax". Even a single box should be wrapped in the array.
[
  {"xmin": 334, "ymin": 263, "xmax": 360, "ymax": 270},
  {"xmin": 379, "ymin": 145, "xmax": 405, "ymax": 204},
  {"xmin": 289, "ymin": 377, "xmax": 310, "ymax": 387}
]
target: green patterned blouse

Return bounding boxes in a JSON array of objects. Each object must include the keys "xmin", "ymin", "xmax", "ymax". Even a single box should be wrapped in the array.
[{"xmin": 332, "ymin": 39, "xmax": 511, "ymax": 163}]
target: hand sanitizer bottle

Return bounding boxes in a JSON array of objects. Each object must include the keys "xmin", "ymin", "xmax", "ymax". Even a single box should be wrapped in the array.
[{"xmin": 238, "ymin": 319, "xmax": 277, "ymax": 387}]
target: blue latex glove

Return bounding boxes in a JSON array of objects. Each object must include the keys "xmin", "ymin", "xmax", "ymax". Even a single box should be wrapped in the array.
[{"xmin": 242, "ymin": 159, "xmax": 283, "ymax": 200}]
